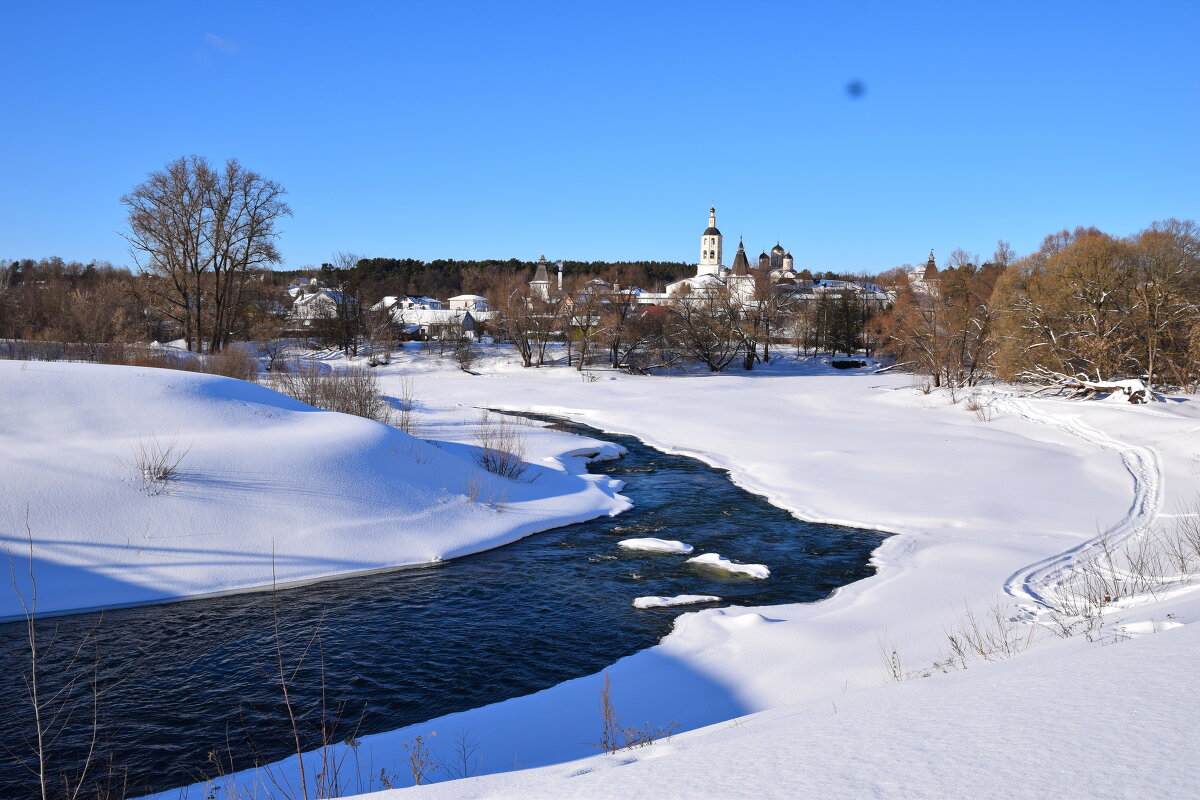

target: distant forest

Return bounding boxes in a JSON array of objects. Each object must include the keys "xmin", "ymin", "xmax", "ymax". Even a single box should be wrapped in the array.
[{"xmin": 273, "ymin": 258, "xmax": 699, "ymax": 303}]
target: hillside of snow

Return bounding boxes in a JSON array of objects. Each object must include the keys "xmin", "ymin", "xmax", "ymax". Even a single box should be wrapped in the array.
[
  {"xmin": 153, "ymin": 347, "xmax": 1200, "ymax": 800},
  {"xmin": 0, "ymin": 360, "xmax": 629, "ymax": 618}
]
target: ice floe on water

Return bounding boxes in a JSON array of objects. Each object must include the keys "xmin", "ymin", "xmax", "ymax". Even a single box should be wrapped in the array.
[
  {"xmin": 686, "ymin": 553, "xmax": 770, "ymax": 579},
  {"xmin": 632, "ymin": 594, "xmax": 722, "ymax": 609},
  {"xmin": 618, "ymin": 537, "xmax": 694, "ymax": 554}
]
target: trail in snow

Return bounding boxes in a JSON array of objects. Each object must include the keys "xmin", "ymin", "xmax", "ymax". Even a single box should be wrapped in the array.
[{"xmin": 994, "ymin": 395, "xmax": 1163, "ymax": 610}]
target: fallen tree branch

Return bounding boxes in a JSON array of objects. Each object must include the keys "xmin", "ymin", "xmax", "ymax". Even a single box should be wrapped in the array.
[{"xmin": 1020, "ymin": 367, "xmax": 1155, "ymax": 403}]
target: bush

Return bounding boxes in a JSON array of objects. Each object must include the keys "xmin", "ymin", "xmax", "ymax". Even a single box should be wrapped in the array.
[
  {"xmin": 473, "ymin": 411, "xmax": 528, "ymax": 480},
  {"xmin": 454, "ymin": 339, "xmax": 475, "ymax": 372},
  {"xmin": 205, "ymin": 347, "xmax": 260, "ymax": 382},
  {"xmin": 126, "ymin": 434, "xmax": 189, "ymax": 495},
  {"xmin": 270, "ymin": 360, "xmax": 392, "ymax": 423}
]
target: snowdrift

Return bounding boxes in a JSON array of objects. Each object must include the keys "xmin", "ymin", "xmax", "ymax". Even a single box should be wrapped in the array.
[{"xmin": 0, "ymin": 361, "xmax": 629, "ymax": 618}]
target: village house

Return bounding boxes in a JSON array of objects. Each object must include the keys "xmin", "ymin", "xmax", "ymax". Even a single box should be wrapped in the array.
[
  {"xmin": 448, "ymin": 294, "xmax": 490, "ymax": 312},
  {"xmin": 288, "ymin": 283, "xmax": 354, "ymax": 326}
]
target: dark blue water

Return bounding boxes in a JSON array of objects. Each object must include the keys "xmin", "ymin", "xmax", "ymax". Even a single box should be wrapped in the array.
[{"xmin": 0, "ymin": 415, "xmax": 885, "ymax": 799}]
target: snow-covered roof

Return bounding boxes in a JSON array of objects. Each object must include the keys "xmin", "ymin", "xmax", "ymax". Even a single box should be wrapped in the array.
[
  {"xmin": 390, "ymin": 308, "xmax": 495, "ymax": 325},
  {"xmin": 291, "ymin": 288, "xmax": 352, "ymax": 319},
  {"xmin": 666, "ymin": 273, "xmax": 726, "ymax": 294},
  {"xmin": 449, "ymin": 294, "xmax": 488, "ymax": 301},
  {"xmin": 374, "ymin": 295, "xmax": 447, "ymax": 311}
]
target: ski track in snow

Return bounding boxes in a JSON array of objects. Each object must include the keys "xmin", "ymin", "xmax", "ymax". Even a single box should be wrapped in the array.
[{"xmin": 995, "ymin": 394, "xmax": 1163, "ymax": 610}]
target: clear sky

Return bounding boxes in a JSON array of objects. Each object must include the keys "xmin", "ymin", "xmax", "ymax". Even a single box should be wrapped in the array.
[{"xmin": 2, "ymin": 1, "xmax": 1197, "ymax": 274}]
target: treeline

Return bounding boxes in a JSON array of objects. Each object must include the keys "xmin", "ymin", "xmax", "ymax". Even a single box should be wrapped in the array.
[
  {"xmin": 10, "ymin": 211, "xmax": 1199, "ymax": 392},
  {"xmin": 0, "ymin": 256, "xmax": 285, "ymax": 347},
  {"xmin": 275, "ymin": 258, "xmax": 699, "ymax": 307},
  {"xmin": 0, "ymin": 257, "xmax": 148, "ymax": 342},
  {"xmin": 875, "ymin": 219, "xmax": 1200, "ymax": 392}
]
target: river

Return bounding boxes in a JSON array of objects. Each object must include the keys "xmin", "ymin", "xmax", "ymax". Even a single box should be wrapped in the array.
[{"xmin": 0, "ymin": 414, "xmax": 885, "ymax": 798}]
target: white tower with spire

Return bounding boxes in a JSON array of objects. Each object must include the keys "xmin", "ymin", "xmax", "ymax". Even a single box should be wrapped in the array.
[{"xmin": 698, "ymin": 206, "xmax": 723, "ymax": 276}]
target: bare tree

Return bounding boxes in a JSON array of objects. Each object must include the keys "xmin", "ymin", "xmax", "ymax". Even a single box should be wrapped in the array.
[
  {"xmin": 599, "ymin": 283, "xmax": 646, "ymax": 369},
  {"xmin": 876, "ymin": 247, "xmax": 1003, "ymax": 387},
  {"xmin": 665, "ymin": 286, "xmax": 743, "ymax": 372},
  {"xmin": 320, "ymin": 252, "xmax": 364, "ymax": 357},
  {"xmin": 122, "ymin": 155, "xmax": 290, "ymax": 352},
  {"xmin": 1129, "ymin": 219, "xmax": 1200, "ymax": 387},
  {"xmin": 992, "ymin": 228, "xmax": 1137, "ymax": 384},
  {"xmin": 564, "ymin": 276, "xmax": 608, "ymax": 371},
  {"xmin": 485, "ymin": 270, "xmax": 564, "ymax": 367}
]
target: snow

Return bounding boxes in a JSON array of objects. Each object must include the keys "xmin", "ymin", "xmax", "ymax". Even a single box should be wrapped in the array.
[
  {"xmin": 17, "ymin": 346, "xmax": 1200, "ymax": 800},
  {"xmin": 0, "ymin": 360, "xmax": 629, "ymax": 618},
  {"xmin": 291, "ymin": 347, "xmax": 1197, "ymax": 800},
  {"xmin": 685, "ymin": 552, "xmax": 770, "ymax": 579},
  {"xmin": 618, "ymin": 537, "xmax": 694, "ymax": 554},
  {"xmin": 372, "ymin": 607, "xmax": 1200, "ymax": 800},
  {"xmin": 632, "ymin": 594, "xmax": 721, "ymax": 609}
]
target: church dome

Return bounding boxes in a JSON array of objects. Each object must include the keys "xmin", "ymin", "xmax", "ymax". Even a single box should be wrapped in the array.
[
  {"xmin": 703, "ymin": 226, "xmax": 721, "ymax": 236},
  {"xmin": 771, "ymin": 242, "xmax": 785, "ymax": 253}
]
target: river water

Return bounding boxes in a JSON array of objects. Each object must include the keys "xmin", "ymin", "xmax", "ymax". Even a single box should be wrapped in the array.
[{"xmin": 0, "ymin": 415, "xmax": 885, "ymax": 798}]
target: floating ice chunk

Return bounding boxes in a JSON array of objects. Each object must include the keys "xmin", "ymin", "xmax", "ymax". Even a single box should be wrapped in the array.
[
  {"xmin": 633, "ymin": 594, "xmax": 722, "ymax": 609},
  {"xmin": 618, "ymin": 537, "xmax": 694, "ymax": 554},
  {"xmin": 686, "ymin": 553, "xmax": 770, "ymax": 579}
]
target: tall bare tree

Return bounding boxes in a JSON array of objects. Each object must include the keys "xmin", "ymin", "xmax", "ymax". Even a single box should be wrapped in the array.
[{"xmin": 122, "ymin": 155, "xmax": 290, "ymax": 352}]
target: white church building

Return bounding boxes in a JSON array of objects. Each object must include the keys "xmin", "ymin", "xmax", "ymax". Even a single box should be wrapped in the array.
[
  {"xmin": 529, "ymin": 207, "xmax": 891, "ymax": 307},
  {"xmin": 662, "ymin": 207, "xmax": 802, "ymax": 299}
]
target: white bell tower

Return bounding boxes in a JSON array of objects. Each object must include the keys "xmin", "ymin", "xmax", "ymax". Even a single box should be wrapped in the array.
[{"xmin": 698, "ymin": 206, "xmax": 723, "ymax": 276}]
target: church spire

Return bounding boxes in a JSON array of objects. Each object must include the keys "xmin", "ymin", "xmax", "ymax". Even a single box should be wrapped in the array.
[
  {"xmin": 924, "ymin": 249, "xmax": 939, "ymax": 280},
  {"xmin": 731, "ymin": 238, "xmax": 750, "ymax": 276}
]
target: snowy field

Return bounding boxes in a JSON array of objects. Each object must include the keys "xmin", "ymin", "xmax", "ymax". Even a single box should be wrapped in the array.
[{"xmin": 139, "ymin": 345, "xmax": 1200, "ymax": 800}]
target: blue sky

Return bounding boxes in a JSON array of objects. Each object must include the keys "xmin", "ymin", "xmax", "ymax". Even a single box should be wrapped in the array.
[{"xmin": 2, "ymin": 1, "xmax": 1197, "ymax": 274}]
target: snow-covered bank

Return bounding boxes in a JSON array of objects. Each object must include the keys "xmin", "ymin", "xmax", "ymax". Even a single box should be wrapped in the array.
[
  {"xmin": 0, "ymin": 360, "xmax": 629, "ymax": 618},
  {"xmin": 389, "ymin": 599, "xmax": 1200, "ymax": 800},
  {"xmin": 154, "ymin": 347, "xmax": 1200, "ymax": 800}
]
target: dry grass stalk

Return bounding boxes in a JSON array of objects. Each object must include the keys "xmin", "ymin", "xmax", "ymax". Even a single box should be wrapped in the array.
[
  {"xmin": 395, "ymin": 377, "xmax": 420, "ymax": 436},
  {"xmin": 591, "ymin": 671, "xmax": 678, "ymax": 754},
  {"xmin": 127, "ymin": 435, "xmax": 189, "ymax": 495}
]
